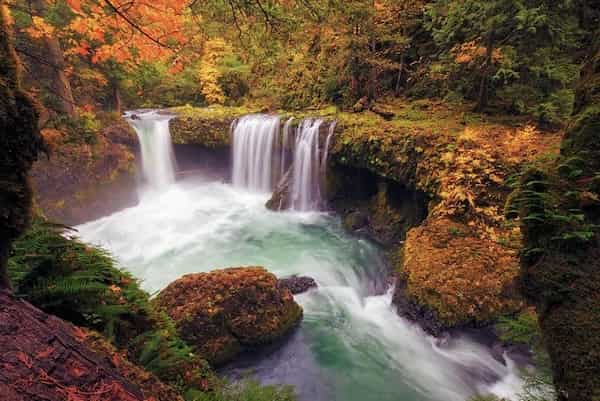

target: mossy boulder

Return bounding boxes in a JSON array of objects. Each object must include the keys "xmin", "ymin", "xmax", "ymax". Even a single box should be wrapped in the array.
[
  {"xmin": 155, "ymin": 267, "xmax": 303, "ymax": 365},
  {"xmin": 397, "ymin": 217, "xmax": 523, "ymax": 329}
]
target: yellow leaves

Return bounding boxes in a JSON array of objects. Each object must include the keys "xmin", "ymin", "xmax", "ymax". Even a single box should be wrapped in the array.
[
  {"xmin": 197, "ymin": 38, "xmax": 232, "ymax": 105},
  {"xmin": 25, "ymin": 16, "xmax": 55, "ymax": 39},
  {"xmin": 452, "ymin": 40, "xmax": 503, "ymax": 65}
]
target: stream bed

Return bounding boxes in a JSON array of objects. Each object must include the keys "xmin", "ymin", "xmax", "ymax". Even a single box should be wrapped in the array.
[{"xmin": 77, "ymin": 178, "xmax": 524, "ymax": 401}]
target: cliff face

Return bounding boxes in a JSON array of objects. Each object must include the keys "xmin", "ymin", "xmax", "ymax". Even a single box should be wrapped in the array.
[
  {"xmin": 0, "ymin": 3, "xmax": 45, "ymax": 289},
  {"xmin": 328, "ymin": 99, "xmax": 560, "ymax": 329},
  {"xmin": 515, "ymin": 105, "xmax": 600, "ymax": 398},
  {"xmin": 31, "ymin": 121, "xmax": 137, "ymax": 225}
]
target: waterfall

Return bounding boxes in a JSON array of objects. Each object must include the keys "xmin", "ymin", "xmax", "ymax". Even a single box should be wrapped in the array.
[
  {"xmin": 232, "ymin": 114, "xmax": 336, "ymax": 211},
  {"xmin": 321, "ymin": 121, "xmax": 336, "ymax": 173},
  {"xmin": 126, "ymin": 110, "xmax": 176, "ymax": 189},
  {"xmin": 290, "ymin": 118, "xmax": 325, "ymax": 211},
  {"xmin": 231, "ymin": 114, "xmax": 281, "ymax": 191}
]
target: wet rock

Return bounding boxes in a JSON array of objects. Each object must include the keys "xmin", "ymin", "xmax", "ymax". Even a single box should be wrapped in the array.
[
  {"xmin": 278, "ymin": 275, "xmax": 317, "ymax": 294},
  {"xmin": 266, "ymin": 169, "xmax": 292, "ymax": 211},
  {"xmin": 342, "ymin": 210, "xmax": 369, "ymax": 232},
  {"xmin": 392, "ymin": 279, "xmax": 446, "ymax": 336},
  {"xmin": 155, "ymin": 267, "xmax": 303, "ymax": 366}
]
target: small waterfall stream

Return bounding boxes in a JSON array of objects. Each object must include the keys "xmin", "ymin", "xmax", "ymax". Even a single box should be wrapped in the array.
[
  {"xmin": 290, "ymin": 118, "xmax": 325, "ymax": 211},
  {"xmin": 125, "ymin": 110, "xmax": 176, "ymax": 189},
  {"xmin": 231, "ymin": 114, "xmax": 281, "ymax": 191},
  {"xmin": 78, "ymin": 111, "xmax": 527, "ymax": 401}
]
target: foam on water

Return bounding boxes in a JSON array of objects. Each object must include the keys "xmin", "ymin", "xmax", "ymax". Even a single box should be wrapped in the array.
[{"xmin": 77, "ymin": 178, "xmax": 526, "ymax": 401}]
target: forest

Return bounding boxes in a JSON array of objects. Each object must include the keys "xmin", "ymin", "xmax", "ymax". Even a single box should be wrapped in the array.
[{"xmin": 0, "ymin": 0, "xmax": 598, "ymax": 401}]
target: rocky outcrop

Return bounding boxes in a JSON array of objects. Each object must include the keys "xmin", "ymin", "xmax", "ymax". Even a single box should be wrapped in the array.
[
  {"xmin": 155, "ymin": 267, "xmax": 303, "ymax": 365},
  {"xmin": 328, "ymin": 99, "xmax": 561, "ymax": 330},
  {"xmin": 278, "ymin": 275, "xmax": 317, "ymax": 294},
  {"xmin": 31, "ymin": 121, "xmax": 137, "ymax": 225},
  {"xmin": 0, "ymin": 290, "xmax": 181, "ymax": 401},
  {"xmin": 170, "ymin": 116, "xmax": 233, "ymax": 147},
  {"xmin": 266, "ymin": 169, "xmax": 292, "ymax": 211}
]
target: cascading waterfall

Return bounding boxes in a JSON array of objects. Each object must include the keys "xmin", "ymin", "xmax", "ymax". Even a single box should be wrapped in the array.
[
  {"xmin": 232, "ymin": 114, "xmax": 335, "ymax": 211},
  {"xmin": 78, "ymin": 110, "xmax": 527, "ymax": 401},
  {"xmin": 125, "ymin": 110, "xmax": 176, "ymax": 189},
  {"xmin": 231, "ymin": 114, "xmax": 281, "ymax": 191},
  {"xmin": 290, "ymin": 118, "xmax": 325, "ymax": 211}
]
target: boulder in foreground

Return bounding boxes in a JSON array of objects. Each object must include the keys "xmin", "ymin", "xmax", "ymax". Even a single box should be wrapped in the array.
[{"xmin": 155, "ymin": 267, "xmax": 303, "ymax": 365}]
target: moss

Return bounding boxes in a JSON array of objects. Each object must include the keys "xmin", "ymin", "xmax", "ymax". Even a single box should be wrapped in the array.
[
  {"xmin": 155, "ymin": 267, "xmax": 303, "ymax": 366},
  {"xmin": 513, "ymin": 105, "xmax": 600, "ymax": 400},
  {"xmin": 0, "ymin": 4, "xmax": 45, "ymax": 288}
]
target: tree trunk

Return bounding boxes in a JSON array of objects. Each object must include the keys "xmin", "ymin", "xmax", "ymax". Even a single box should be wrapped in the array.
[
  {"xmin": 113, "ymin": 82, "xmax": 122, "ymax": 115},
  {"xmin": 32, "ymin": 0, "xmax": 76, "ymax": 116},
  {"xmin": 395, "ymin": 51, "xmax": 406, "ymax": 96},
  {"xmin": 475, "ymin": 37, "xmax": 494, "ymax": 112},
  {"xmin": 0, "ymin": 241, "xmax": 10, "ymax": 290},
  {"xmin": 46, "ymin": 35, "xmax": 76, "ymax": 115}
]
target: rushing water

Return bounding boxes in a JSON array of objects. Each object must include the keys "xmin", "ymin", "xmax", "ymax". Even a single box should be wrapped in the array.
[
  {"xmin": 76, "ymin": 112, "xmax": 526, "ymax": 401},
  {"xmin": 126, "ymin": 110, "xmax": 176, "ymax": 189},
  {"xmin": 232, "ymin": 114, "xmax": 281, "ymax": 191}
]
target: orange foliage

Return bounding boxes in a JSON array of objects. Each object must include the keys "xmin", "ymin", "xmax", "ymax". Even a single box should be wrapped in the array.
[{"xmin": 56, "ymin": 0, "xmax": 189, "ymax": 68}]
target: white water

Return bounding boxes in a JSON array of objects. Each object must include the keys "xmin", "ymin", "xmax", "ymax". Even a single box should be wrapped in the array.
[
  {"xmin": 125, "ymin": 110, "xmax": 176, "ymax": 189},
  {"xmin": 76, "ymin": 114, "xmax": 526, "ymax": 401},
  {"xmin": 290, "ymin": 119, "xmax": 325, "ymax": 211},
  {"xmin": 231, "ymin": 114, "xmax": 281, "ymax": 191},
  {"xmin": 232, "ymin": 114, "xmax": 335, "ymax": 211}
]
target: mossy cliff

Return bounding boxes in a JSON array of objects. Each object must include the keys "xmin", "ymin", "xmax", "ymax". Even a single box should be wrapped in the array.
[
  {"xmin": 327, "ymin": 99, "xmax": 560, "ymax": 329},
  {"xmin": 509, "ymin": 75, "xmax": 600, "ymax": 398},
  {"xmin": 169, "ymin": 104, "xmax": 256, "ymax": 147},
  {"xmin": 0, "ymin": 3, "xmax": 45, "ymax": 289},
  {"xmin": 31, "ymin": 120, "xmax": 137, "ymax": 225}
]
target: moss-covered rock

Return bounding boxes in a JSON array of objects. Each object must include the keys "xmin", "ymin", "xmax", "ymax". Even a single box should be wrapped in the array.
[
  {"xmin": 0, "ymin": 4, "xmax": 45, "ymax": 288},
  {"xmin": 31, "ymin": 121, "xmax": 137, "ymax": 225},
  {"xmin": 514, "ymin": 103, "xmax": 600, "ymax": 400},
  {"xmin": 155, "ymin": 267, "xmax": 303, "ymax": 365},
  {"xmin": 328, "ymin": 98, "xmax": 561, "ymax": 329},
  {"xmin": 169, "ymin": 105, "xmax": 256, "ymax": 147}
]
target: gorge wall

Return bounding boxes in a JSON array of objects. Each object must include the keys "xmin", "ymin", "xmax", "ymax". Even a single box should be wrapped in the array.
[{"xmin": 166, "ymin": 100, "xmax": 563, "ymax": 333}]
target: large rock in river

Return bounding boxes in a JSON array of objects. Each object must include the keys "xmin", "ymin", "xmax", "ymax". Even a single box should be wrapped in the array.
[{"xmin": 155, "ymin": 267, "xmax": 303, "ymax": 365}]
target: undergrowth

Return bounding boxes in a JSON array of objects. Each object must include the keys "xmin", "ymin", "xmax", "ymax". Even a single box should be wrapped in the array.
[{"xmin": 8, "ymin": 217, "xmax": 296, "ymax": 400}]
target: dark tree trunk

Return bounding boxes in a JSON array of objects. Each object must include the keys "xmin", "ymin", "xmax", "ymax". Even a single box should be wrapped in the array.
[
  {"xmin": 32, "ymin": 0, "xmax": 76, "ymax": 116},
  {"xmin": 0, "ymin": 242, "xmax": 10, "ymax": 290},
  {"xmin": 113, "ymin": 82, "xmax": 122, "ymax": 115},
  {"xmin": 475, "ymin": 37, "xmax": 494, "ymax": 112}
]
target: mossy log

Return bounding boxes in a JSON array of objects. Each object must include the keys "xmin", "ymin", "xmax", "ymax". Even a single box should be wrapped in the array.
[{"xmin": 0, "ymin": 290, "xmax": 182, "ymax": 401}]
